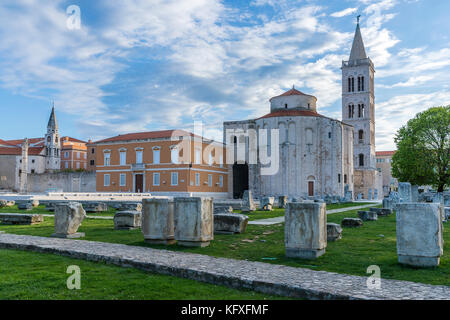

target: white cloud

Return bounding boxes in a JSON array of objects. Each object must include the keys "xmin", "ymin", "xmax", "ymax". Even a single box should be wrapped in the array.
[
  {"xmin": 376, "ymin": 91, "xmax": 450, "ymax": 150},
  {"xmin": 330, "ymin": 7, "xmax": 358, "ymax": 18}
]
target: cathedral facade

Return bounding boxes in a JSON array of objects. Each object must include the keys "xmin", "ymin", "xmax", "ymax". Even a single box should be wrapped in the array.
[{"xmin": 223, "ymin": 20, "xmax": 383, "ymax": 200}]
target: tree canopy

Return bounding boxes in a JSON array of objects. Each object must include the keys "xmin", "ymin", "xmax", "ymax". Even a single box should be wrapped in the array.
[{"xmin": 391, "ymin": 106, "xmax": 450, "ymax": 192}]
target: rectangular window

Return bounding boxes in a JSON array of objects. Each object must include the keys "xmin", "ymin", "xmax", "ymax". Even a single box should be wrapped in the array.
[
  {"xmin": 77, "ymin": 152, "xmax": 80, "ymax": 159},
  {"xmin": 153, "ymin": 149, "xmax": 160, "ymax": 164},
  {"xmin": 208, "ymin": 174, "xmax": 212, "ymax": 187},
  {"xmin": 64, "ymin": 152, "xmax": 69, "ymax": 158},
  {"xmin": 195, "ymin": 148, "xmax": 201, "ymax": 164},
  {"xmin": 338, "ymin": 174, "xmax": 341, "ymax": 183},
  {"xmin": 104, "ymin": 153, "xmax": 111, "ymax": 166},
  {"xmin": 219, "ymin": 175, "xmax": 223, "ymax": 188},
  {"xmin": 104, "ymin": 174, "xmax": 110, "ymax": 186},
  {"xmin": 65, "ymin": 162, "xmax": 69, "ymax": 169},
  {"xmin": 171, "ymin": 147, "xmax": 179, "ymax": 164},
  {"xmin": 136, "ymin": 150, "xmax": 143, "ymax": 164},
  {"xmin": 195, "ymin": 172, "xmax": 200, "ymax": 186},
  {"xmin": 153, "ymin": 173, "xmax": 160, "ymax": 186},
  {"xmin": 344, "ymin": 174, "xmax": 348, "ymax": 184},
  {"xmin": 90, "ymin": 160, "xmax": 95, "ymax": 166},
  {"xmin": 120, "ymin": 151, "xmax": 126, "ymax": 165},
  {"xmin": 120, "ymin": 173, "xmax": 126, "ymax": 186},
  {"xmin": 76, "ymin": 162, "xmax": 80, "ymax": 169},
  {"xmin": 171, "ymin": 172, "xmax": 178, "ymax": 186},
  {"xmin": 91, "ymin": 148, "xmax": 95, "ymax": 154}
]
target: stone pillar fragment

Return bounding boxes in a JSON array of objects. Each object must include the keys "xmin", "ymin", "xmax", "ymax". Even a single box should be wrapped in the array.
[
  {"xmin": 396, "ymin": 203, "xmax": 444, "ymax": 267},
  {"xmin": 114, "ymin": 211, "xmax": 141, "ymax": 230},
  {"xmin": 241, "ymin": 190, "xmax": 256, "ymax": 212},
  {"xmin": 261, "ymin": 197, "xmax": 274, "ymax": 211},
  {"xmin": 398, "ymin": 182, "xmax": 412, "ymax": 203},
  {"xmin": 142, "ymin": 198, "xmax": 175, "ymax": 245},
  {"xmin": 174, "ymin": 197, "xmax": 214, "ymax": 247},
  {"xmin": 278, "ymin": 196, "xmax": 287, "ymax": 209},
  {"xmin": 52, "ymin": 202, "xmax": 86, "ymax": 238},
  {"xmin": 285, "ymin": 202, "xmax": 327, "ymax": 259}
]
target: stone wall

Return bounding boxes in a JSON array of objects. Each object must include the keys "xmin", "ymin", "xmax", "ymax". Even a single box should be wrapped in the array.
[{"xmin": 27, "ymin": 171, "xmax": 96, "ymax": 193}]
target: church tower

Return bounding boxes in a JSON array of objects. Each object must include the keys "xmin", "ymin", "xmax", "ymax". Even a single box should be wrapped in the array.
[
  {"xmin": 44, "ymin": 105, "xmax": 61, "ymax": 171},
  {"xmin": 341, "ymin": 18, "xmax": 381, "ymax": 199}
]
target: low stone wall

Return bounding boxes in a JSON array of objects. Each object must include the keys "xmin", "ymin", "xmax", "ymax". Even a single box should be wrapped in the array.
[{"xmin": 27, "ymin": 172, "xmax": 96, "ymax": 193}]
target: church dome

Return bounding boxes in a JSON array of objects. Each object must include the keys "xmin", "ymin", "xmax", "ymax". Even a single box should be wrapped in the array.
[{"xmin": 269, "ymin": 87, "xmax": 317, "ymax": 112}]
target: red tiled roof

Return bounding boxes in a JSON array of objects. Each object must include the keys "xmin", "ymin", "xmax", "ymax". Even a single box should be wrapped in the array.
[
  {"xmin": 62, "ymin": 136, "xmax": 87, "ymax": 144},
  {"xmin": 94, "ymin": 130, "xmax": 200, "ymax": 144},
  {"xmin": 5, "ymin": 138, "xmax": 44, "ymax": 147},
  {"xmin": 0, "ymin": 146, "xmax": 44, "ymax": 156},
  {"xmin": 269, "ymin": 88, "xmax": 316, "ymax": 101},
  {"xmin": 376, "ymin": 151, "xmax": 396, "ymax": 156},
  {"xmin": 257, "ymin": 109, "xmax": 324, "ymax": 120}
]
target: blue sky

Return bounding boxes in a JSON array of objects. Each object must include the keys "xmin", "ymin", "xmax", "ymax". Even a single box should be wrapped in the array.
[{"xmin": 0, "ymin": 0, "xmax": 449, "ymax": 150}]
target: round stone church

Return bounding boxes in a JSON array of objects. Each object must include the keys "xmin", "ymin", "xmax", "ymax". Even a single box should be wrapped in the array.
[{"xmin": 224, "ymin": 87, "xmax": 354, "ymax": 200}]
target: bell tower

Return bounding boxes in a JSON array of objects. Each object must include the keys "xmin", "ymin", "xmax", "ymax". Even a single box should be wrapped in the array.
[
  {"xmin": 45, "ymin": 104, "xmax": 61, "ymax": 171},
  {"xmin": 341, "ymin": 17, "xmax": 380, "ymax": 199}
]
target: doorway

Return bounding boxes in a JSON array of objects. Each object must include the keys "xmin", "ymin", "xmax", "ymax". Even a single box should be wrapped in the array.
[
  {"xmin": 308, "ymin": 181, "xmax": 314, "ymax": 197},
  {"xmin": 135, "ymin": 174, "xmax": 144, "ymax": 193},
  {"xmin": 232, "ymin": 163, "xmax": 248, "ymax": 199}
]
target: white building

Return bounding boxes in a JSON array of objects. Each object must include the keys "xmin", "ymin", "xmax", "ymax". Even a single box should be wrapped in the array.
[{"xmin": 0, "ymin": 107, "xmax": 61, "ymax": 192}]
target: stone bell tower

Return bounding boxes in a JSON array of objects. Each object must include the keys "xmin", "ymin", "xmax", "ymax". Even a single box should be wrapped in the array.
[
  {"xmin": 341, "ymin": 17, "xmax": 381, "ymax": 199},
  {"xmin": 45, "ymin": 105, "xmax": 61, "ymax": 171}
]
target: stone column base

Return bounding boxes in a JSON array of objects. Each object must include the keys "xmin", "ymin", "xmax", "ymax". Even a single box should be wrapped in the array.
[
  {"xmin": 398, "ymin": 255, "xmax": 440, "ymax": 267},
  {"xmin": 177, "ymin": 240, "xmax": 210, "ymax": 247},
  {"xmin": 51, "ymin": 232, "xmax": 85, "ymax": 239},
  {"xmin": 145, "ymin": 239, "xmax": 176, "ymax": 245},
  {"xmin": 285, "ymin": 248, "xmax": 326, "ymax": 259}
]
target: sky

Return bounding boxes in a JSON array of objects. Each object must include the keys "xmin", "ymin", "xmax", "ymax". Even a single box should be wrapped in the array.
[{"xmin": 0, "ymin": 0, "xmax": 449, "ymax": 150}]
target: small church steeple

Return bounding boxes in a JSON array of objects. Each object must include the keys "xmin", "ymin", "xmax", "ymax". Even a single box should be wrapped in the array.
[
  {"xmin": 349, "ymin": 16, "xmax": 367, "ymax": 61},
  {"xmin": 44, "ymin": 103, "xmax": 61, "ymax": 171},
  {"xmin": 47, "ymin": 103, "xmax": 58, "ymax": 133}
]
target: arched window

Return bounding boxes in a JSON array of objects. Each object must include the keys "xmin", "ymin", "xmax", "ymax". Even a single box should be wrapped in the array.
[
  {"xmin": 348, "ymin": 77, "xmax": 355, "ymax": 92},
  {"xmin": 358, "ymin": 104, "xmax": 365, "ymax": 118},
  {"xmin": 284, "ymin": 103, "xmax": 288, "ymax": 109},
  {"xmin": 358, "ymin": 130, "xmax": 364, "ymax": 142},
  {"xmin": 359, "ymin": 154, "xmax": 364, "ymax": 167},
  {"xmin": 358, "ymin": 76, "xmax": 365, "ymax": 91},
  {"xmin": 348, "ymin": 104, "xmax": 354, "ymax": 118}
]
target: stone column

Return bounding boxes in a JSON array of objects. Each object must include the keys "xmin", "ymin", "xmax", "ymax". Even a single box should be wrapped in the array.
[
  {"xmin": 398, "ymin": 182, "xmax": 412, "ymax": 202},
  {"xmin": 396, "ymin": 203, "xmax": 444, "ymax": 267},
  {"xmin": 52, "ymin": 202, "xmax": 86, "ymax": 238},
  {"xmin": 242, "ymin": 190, "xmax": 256, "ymax": 212},
  {"xmin": 19, "ymin": 138, "xmax": 29, "ymax": 194},
  {"xmin": 142, "ymin": 198, "xmax": 175, "ymax": 244},
  {"xmin": 174, "ymin": 197, "xmax": 214, "ymax": 247},
  {"xmin": 285, "ymin": 202, "xmax": 327, "ymax": 259}
]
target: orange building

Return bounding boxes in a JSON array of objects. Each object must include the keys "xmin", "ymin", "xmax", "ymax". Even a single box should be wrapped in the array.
[
  {"xmin": 93, "ymin": 130, "xmax": 228, "ymax": 197},
  {"xmin": 60, "ymin": 137, "xmax": 88, "ymax": 170},
  {"xmin": 86, "ymin": 140, "xmax": 96, "ymax": 172}
]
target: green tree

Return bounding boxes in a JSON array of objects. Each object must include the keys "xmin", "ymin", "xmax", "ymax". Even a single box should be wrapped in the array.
[{"xmin": 392, "ymin": 106, "xmax": 450, "ymax": 192}]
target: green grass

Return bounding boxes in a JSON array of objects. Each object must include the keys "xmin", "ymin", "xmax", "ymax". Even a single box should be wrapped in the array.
[
  {"xmin": 1, "ymin": 206, "xmax": 448, "ymax": 286},
  {"xmin": 0, "ymin": 249, "xmax": 284, "ymax": 300},
  {"xmin": 325, "ymin": 202, "xmax": 374, "ymax": 210},
  {"xmin": 0, "ymin": 205, "xmax": 117, "ymax": 217}
]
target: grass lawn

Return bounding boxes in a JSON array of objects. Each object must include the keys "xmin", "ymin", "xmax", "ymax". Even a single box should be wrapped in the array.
[
  {"xmin": 0, "ymin": 249, "xmax": 284, "ymax": 300},
  {"xmin": 1, "ymin": 206, "xmax": 448, "ymax": 287}
]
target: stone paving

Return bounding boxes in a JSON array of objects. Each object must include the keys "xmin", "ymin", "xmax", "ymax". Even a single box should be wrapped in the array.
[
  {"xmin": 0, "ymin": 233, "xmax": 448, "ymax": 300},
  {"xmin": 249, "ymin": 204, "xmax": 380, "ymax": 225}
]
